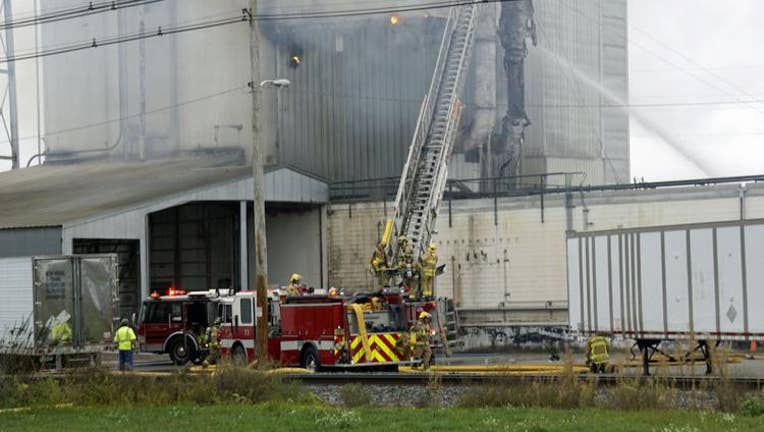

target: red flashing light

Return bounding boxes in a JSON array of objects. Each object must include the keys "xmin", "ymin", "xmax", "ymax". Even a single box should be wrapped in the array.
[
  {"xmin": 167, "ymin": 287, "xmax": 187, "ymax": 296},
  {"xmin": 150, "ymin": 291, "xmax": 160, "ymax": 299}
]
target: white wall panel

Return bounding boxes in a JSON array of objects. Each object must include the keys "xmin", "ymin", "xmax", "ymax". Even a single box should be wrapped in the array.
[
  {"xmin": 745, "ymin": 225, "xmax": 764, "ymax": 334},
  {"xmin": 639, "ymin": 232, "xmax": 663, "ymax": 334},
  {"xmin": 690, "ymin": 229, "xmax": 716, "ymax": 334},
  {"xmin": 664, "ymin": 230, "xmax": 690, "ymax": 333},
  {"xmin": 716, "ymin": 227, "xmax": 744, "ymax": 334},
  {"xmin": 567, "ymin": 238, "xmax": 582, "ymax": 331},
  {"xmin": 594, "ymin": 236, "xmax": 611, "ymax": 332},
  {"xmin": 0, "ymin": 257, "xmax": 34, "ymax": 339},
  {"xmin": 610, "ymin": 235, "xmax": 624, "ymax": 332}
]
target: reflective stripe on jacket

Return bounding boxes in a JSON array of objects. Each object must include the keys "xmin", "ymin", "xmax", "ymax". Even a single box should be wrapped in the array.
[
  {"xmin": 589, "ymin": 336, "xmax": 609, "ymax": 364},
  {"xmin": 421, "ymin": 252, "xmax": 438, "ymax": 277}
]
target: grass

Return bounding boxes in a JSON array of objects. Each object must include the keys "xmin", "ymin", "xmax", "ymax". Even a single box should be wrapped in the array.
[{"xmin": 1, "ymin": 404, "xmax": 761, "ymax": 432}]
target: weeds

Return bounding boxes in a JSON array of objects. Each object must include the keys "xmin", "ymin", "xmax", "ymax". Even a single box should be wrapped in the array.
[
  {"xmin": 0, "ymin": 365, "xmax": 315, "ymax": 408},
  {"xmin": 739, "ymin": 394, "xmax": 764, "ymax": 417}
]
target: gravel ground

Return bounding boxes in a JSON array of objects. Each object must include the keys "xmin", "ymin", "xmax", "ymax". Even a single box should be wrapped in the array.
[
  {"xmin": 307, "ymin": 382, "xmax": 726, "ymax": 409},
  {"xmin": 307, "ymin": 383, "xmax": 467, "ymax": 407}
]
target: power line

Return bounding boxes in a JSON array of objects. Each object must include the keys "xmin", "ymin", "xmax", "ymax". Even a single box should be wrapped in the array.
[
  {"xmin": 562, "ymin": 3, "xmax": 764, "ymax": 118},
  {"xmin": 0, "ymin": 0, "xmax": 524, "ymax": 64},
  {"xmin": 246, "ymin": 0, "xmax": 522, "ymax": 21},
  {"xmin": 0, "ymin": 0, "xmax": 166, "ymax": 31},
  {"xmin": 0, "ymin": 84, "xmax": 248, "ymax": 148},
  {"xmin": 1, "ymin": 13, "xmax": 249, "ymax": 64}
]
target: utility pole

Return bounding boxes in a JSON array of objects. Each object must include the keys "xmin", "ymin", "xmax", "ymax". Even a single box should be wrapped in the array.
[
  {"xmin": 2, "ymin": 0, "xmax": 19, "ymax": 169},
  {"xmin": 248, "ymin": 0, "xmax": 270, "ymax": 366}
]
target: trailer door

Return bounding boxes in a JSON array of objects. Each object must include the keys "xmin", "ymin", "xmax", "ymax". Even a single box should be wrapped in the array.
[{"xmin": 33, "ymin": 257, "xmax": 77, "ymax": 348}]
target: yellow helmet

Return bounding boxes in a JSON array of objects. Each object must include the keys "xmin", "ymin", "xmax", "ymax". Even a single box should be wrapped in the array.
[
  {"xmin": 428, "ymin": 243, "xmax": 436, "ymax": 251},
  {"xmin": 290, "ymin": 273, "xmax": 302, "ymax": 283},
  {"xmin": 418, "ymin": 311, "xmax": 432, "ymax": 321}
]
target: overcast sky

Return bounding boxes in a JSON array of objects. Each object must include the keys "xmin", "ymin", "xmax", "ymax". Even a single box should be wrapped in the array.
[
  {"xmin": 2, "ymin": 0, "xmax": 762, "ymax": 182},
  {"xmin": 629, "ymin": 0, "xmax": 764, "ymax": 181}
]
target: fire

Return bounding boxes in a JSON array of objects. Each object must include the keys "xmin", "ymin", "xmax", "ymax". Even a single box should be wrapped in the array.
[
  {"xmin": 291, "ymin": 55, "xmax": 301, "ymax": 66},
  {"xmin": 389, "ymin": 14, "xmax": 400, "ymax": 25}
]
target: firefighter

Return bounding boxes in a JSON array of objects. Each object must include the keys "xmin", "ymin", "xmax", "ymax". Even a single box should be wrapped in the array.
[
  {"xmin": 114, "ymin": 318, "xmax": 137, "ymax": 372},
  {"xmin": 586, "ymin": 334, "xmax": 610, "ymax": 373},
  {"xmin": 419, "ymin": 243, "xmax": 438, "ymax": 300},
  {"xmin": 370, "ymin": 242, "xmax": 389, "ymax": 288},
  {"xmin": 202, "ymin": 317, "xmax": 222, "ymax": 368},
  {"xmin": 50, "ymin": 312, "xmax": 73, "ymax": 347},
  {"xmin": 409, "ymin": 311, "xmax": 433, "ymax": 369},
  {"xmin": 286, "ymin": 273, "xmax": 304, "ymax": 296},
  {"xmin": 396, "ymin": 236, "xmax": 416, "ymax": 298}
]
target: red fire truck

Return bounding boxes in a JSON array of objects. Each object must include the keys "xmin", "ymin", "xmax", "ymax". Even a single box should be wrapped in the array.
[
  {"xmin": 137, "ymin": 288, "xmax": 222, "ymax": 365},
  {"xmin": 217, "ymin": 290, "xmax": 445, "ymax": 369}
]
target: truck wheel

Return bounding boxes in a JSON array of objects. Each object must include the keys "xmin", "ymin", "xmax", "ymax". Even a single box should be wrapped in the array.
[
  {"xmin": 301, "ymin": 346, "xmax": 320, "ymax": 371},
  {"xmin": 168, "ymin": 337, "xmax": 195, "ymax": 365},
  {"xmin": 232, "ymin": 344, "xmax": 247, "ymax": 366}
]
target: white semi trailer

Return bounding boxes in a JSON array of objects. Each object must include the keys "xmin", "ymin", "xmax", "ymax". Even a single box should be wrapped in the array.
[
  {"xmin": 567, "ymin": 219, "xmax": 764, "ymax": 375},
  {"xmin": 0, "ymin": 255, "xmax": 118, "ymax": 371}
]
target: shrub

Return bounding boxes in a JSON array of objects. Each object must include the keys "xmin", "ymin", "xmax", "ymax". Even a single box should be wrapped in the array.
[{"xmin": 739, "ymin": 394, "xmax": 764, "ymax": 417}]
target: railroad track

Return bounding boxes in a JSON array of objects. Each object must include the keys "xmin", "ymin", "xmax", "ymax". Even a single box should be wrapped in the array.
[{"xmin": 286, "ymin": 372, "xmax": 764, "ymax": 390}]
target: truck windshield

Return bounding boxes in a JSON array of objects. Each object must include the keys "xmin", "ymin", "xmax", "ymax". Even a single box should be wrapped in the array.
[{"xmin": 141, "ymin": 302, "xmax": 182, "ymax": 323}]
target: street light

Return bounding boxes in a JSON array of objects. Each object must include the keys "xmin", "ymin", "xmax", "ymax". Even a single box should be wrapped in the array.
[{"xmin": 259, "ymin": 79, "xmax": 291, "ymax": 88}]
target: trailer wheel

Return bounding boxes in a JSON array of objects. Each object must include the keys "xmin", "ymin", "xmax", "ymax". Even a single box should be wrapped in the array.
[
  {"xmin": 301, "ymin": 346, "xmax": 320, "ymax": 371},
  {"xmin": 232, "ymin": 344, "xmax": 247, "ymax": 366},
  {"xmin": 168, "ymin": 337, "xmax": 195, "ymax": 365}
]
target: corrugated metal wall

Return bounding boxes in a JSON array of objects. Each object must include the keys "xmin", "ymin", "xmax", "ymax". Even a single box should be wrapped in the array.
[
  {"xmin": 523, "ymin": 0, "xmax": 629, "ymax": 184},
  {"xmin": 271, "ymin": 18, "xmax": 444, "ymax": 181},
  {"xmin": 0, "ymin": 227, "xmax": 62, "ymax": 258}
]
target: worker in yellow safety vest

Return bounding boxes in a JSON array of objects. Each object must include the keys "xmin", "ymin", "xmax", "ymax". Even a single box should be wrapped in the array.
[
  {"xmin": 409, "ymin": 311, "xmax": 433, "ymax": 369},
  {"xmin": 370, "ymin": 242, "xmax": 389, "ymax": 288},
  {"xmin": 114, "ymin": 318, "xmax": 137, "ymax": 372},
  {"xmin": 419, "ymin": 243, "xmax": 438, "ymax": 300},
  {"xmin": 286, "ymin": 273, "xmax": 304, "ymax": 296},
  {"xmin": 50, "ymin": 317, "xmax": 73, "ymax": 347},
  {"xmin": 586, "ymin": 334, "xmax": 610, "ymax": 373}
]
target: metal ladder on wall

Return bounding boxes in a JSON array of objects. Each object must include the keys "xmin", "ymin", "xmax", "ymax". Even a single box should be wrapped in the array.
[{"xmin": 388, "ymin": 5, "xmax": 479, "ymax": 263}]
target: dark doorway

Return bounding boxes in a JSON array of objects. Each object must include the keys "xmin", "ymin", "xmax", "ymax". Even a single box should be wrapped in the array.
[
  {"xmin": 73, "ymin": 238, "xmax": 140, "ymax": 321},
  {"xmin": 149, "ymin": 202, "xmax": 239, "ymax": 294}
]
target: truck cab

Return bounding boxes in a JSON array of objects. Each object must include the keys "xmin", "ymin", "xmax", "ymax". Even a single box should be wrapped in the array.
[{"xmin": 137, "ymin": 289, "xmax": 222, "ymax": 365}]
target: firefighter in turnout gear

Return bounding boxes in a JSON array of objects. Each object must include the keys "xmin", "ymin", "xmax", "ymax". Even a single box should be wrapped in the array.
[
  {"xmin": 396, "ymin": 236, "xmax": 416, "ymax": 298},
  {"xmin": 409, "ymin": 311, "xmax": 433, "ymax": 369},
  {"xmin": 419, "ymin": 243, "xmax": 438, "ymax": 300},
  {"xmin": 202, "ymin": 317, "xmax": 222, "ymax": 368},
  {"xmin": 586, "ymin": 334, "xmax": 610, "ymax": 373},
  {"xmin": 370, "ymin": 242, "xmax": 389, "ymax": 288},
  {"xmin": 286, "ymin": 273, "xmax": 304, "ymax": 296}
]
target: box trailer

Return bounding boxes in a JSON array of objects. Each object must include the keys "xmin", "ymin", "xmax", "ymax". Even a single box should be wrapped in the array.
[
  {"xmin": 567, "ymin": 219, "xmax": 764, "ymax": 374},
  {"xmin": 0, "ymin": 255, "xmax": 118, "ymax": 370}
]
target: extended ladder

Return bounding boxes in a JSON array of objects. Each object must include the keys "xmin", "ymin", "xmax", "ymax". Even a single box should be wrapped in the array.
[{"xmin": 387, "ymin": 5, "xmax": 479, "ymax": 263}]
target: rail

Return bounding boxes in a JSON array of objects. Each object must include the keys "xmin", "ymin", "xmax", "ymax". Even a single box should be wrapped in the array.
[{"xmin": 330, "ymin": 173, "xmax": 764, "ymax": 203}]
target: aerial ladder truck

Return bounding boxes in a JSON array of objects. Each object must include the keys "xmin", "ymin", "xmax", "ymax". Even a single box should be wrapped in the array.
[{"xmin": 372, "ymin": 4, "xmax": 480, "ymax": 355}]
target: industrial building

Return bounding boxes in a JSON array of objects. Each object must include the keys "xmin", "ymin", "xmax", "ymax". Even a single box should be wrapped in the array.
[
  {"xmin": 1, "ymin": 1, "xmax": 636, "ymax": 344},
  {"xmin": 0, "ymin": 158, "xmax": 328, "ymax": 320},
  {"xmin": 35, "ymin": 0, "xmax": 628, "ymax": 184}
]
